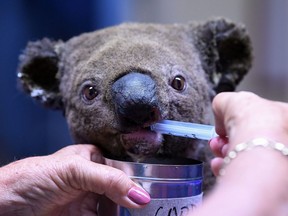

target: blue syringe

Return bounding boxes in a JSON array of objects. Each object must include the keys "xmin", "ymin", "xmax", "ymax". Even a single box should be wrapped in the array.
[{"xmin": 150, "ymin": 120, "xmax": 218, "ymax": 140}]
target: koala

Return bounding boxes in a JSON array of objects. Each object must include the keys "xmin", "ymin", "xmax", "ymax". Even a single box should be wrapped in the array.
[{"xmin": 17, "ymin": 18, "xmax": 252, "ymax": 191}]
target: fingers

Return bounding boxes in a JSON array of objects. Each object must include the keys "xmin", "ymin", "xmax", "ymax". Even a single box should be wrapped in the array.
[
  {"xmin": 209, "ymin": 137, "xmax": 229, "ymax": 158},
  {"xmin": 212, "ymin": 92, "xmax": 235, "ymax": 137},
  {"xmin": 212, "ymin": 91, "xmax": 270, "ymax": 147},
  {"xmin": 212, "ymin": 92, "xmax": 256, "ymax": 137},
  {"xmin": 210, "ymin": 92, "xmax": 261, "ymax": 176},
  {"xmin": 210, "ymin": 157, "xmax": 223, "ymax": 176},
  {"xmin": 55, "ymin": 144, "xmax": 104, "ymax": 164},
  {"xmin": 209, "ymin": 137, "xmax": 228, "ymax": 176},
  {"xmin": 210, "ymin": 92, "xmax": 288, "ymax": 177},
  {"xmin": 215, "ymin": 92, "xmax": 288, "ymax": 144},
  {"xmin": 54, "ymin": 145, "xmax": 150, "ymax": 209},
  {"xmin": 73, "ymin": 160, "xmax": 150, "ymax": 208}
]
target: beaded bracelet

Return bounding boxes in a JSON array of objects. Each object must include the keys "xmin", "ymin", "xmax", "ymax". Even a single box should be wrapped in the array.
[{"xmin": 219, "ymin": 137, "xmax": 288, "ymax": 176}]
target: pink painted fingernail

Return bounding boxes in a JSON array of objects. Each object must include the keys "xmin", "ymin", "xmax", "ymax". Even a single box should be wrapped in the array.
[{"xmin": 128, "ymin": 186, "xmax": 151, "ymax": 205}]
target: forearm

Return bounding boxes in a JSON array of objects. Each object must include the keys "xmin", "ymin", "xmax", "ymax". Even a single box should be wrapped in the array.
[{"xmin": 194, "ymin": 148, "xmax": 288, "ymax": 216}]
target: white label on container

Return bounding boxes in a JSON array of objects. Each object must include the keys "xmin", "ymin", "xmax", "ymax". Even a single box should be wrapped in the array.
[{"xmin": 127, "ymin": 193, "xmax": 202, "ymax": 216}]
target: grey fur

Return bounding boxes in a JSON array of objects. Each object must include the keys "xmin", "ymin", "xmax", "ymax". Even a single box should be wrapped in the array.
[{"xmin": 18, "ymin": 18, "xmax": 253, "ymax": 191}]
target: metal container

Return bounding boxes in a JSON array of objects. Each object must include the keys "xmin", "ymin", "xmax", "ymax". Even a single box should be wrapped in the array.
[{"xmin": 98, "ymin": 157, "xmax": 203, "ymax": 216}]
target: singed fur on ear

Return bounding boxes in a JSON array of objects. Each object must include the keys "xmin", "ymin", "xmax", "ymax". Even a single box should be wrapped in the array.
[
  {"xmin": 18, "ymin": 38, "xmax": 64, "ymax": 109},
  {"xmin": 193, "ymin": 18, "xmax": 252, "ymax": 93}
]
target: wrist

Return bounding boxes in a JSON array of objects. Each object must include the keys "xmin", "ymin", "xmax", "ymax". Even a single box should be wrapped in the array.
[
  {"xmin": 220, "ymin": 138, "xmax": 288, "ymax": 176},
  {"xmin": 216, "ymin": 146, "xmax": 288, "ymax": 215}
]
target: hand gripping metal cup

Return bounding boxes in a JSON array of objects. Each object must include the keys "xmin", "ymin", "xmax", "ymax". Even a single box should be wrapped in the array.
[{"xmin": 98, "ymin": 157, "xmax": 203, "ymax": 216}]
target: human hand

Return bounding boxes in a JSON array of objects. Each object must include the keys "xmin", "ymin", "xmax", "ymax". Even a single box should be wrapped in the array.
[
  {"xmin": 209, "ymin": 91, "xmax": 288, "ymax": 176},
  {"xmin": 191, "ymin": 92, "xmax": 288, "ymax": 216},
  {"xmin": 0, "ymin": 144, "xmax": 150, "ymax": 216}
]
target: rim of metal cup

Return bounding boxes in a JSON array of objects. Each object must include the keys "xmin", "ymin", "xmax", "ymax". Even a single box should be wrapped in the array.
[{"xmin": 104, "ymin": 156, "xmax": 203, "ymax": 181}]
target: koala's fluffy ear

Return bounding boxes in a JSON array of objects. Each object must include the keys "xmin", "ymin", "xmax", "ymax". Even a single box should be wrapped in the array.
[
  {"xmin": 18, "ymin": 38, "xmax": 64, "ymax": 110},
  {"xmin": 194, "ymin": 18, "xmax": 253, "ymax": 93}
]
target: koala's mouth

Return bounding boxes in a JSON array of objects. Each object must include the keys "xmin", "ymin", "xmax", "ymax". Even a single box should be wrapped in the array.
[{"xmin": 120, "ymin": 128, "xmax": 163, "ymax": 159}]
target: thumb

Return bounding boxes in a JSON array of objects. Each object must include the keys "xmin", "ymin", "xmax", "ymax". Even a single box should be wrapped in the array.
[
  {"xmin": 55, "ymin": 146, "xmax": 151, "ymax": 209},
  {"xmin": 76, "ymin": 161, "xmax": 151, "ymax": 208},
  {"xmin": 210, "ymin": 157, "xmax": 224, "ymax": 176}
]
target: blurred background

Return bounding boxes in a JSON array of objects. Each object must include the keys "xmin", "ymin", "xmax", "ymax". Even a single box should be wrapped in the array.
[{"xmin": 0, "ymin": 0, "xmax": 287, "ymax": 165}]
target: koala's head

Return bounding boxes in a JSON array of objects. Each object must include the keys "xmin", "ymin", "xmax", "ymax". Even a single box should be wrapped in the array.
[{"xmin": 18, "ymin": 18, "xmax": 252, "ymax": 161}]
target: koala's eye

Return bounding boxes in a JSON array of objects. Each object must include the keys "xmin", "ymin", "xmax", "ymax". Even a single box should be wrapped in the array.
[
  {"xmin": 171, "ymin": 75, "xmax": 186, "ymax": 91},
  {"xmin": 82, "ymin": 85, "xmax": 98, "ymax": 101}
]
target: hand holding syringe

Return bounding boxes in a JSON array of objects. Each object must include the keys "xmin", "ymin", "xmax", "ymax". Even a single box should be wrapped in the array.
[{"xmin": 151, "ymin": 120, "xmax": 218, "ymax": 140}]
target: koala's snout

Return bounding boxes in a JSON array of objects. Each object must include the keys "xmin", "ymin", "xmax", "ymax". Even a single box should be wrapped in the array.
[{"xmin": 111, "ymin": 72, "xmax": 161, "ymax": 127}]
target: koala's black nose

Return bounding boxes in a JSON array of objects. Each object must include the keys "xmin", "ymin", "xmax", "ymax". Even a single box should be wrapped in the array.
[{"xmin": 111, "ymin": 72, "xmax": 160, "ymax": 127}]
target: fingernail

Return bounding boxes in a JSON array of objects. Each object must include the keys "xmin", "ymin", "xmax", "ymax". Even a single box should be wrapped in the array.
[
  {"xmin": 91, "ymin": 154, "xmax": 98, "ymax": 162},
  {"xmin": 208, "ymin": 137, "xmax": 216, "ymax": 145},
  {"xmin": 91, "ymin": 153, "xmax": 104, "ymax": 163},
  {"xmin": 128, "ymin": 186, "xmax": 151, "ymax": 205}
]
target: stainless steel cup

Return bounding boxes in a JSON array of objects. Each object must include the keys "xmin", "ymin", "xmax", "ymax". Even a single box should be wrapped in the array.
[{"xmin": 98, "ymin": 157, "xmax": 203, "ymax": 216}]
